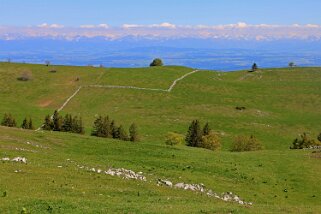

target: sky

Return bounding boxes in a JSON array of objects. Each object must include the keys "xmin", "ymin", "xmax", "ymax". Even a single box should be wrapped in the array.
[{"xmin": 0, "ymin": 0, "xmax": 321, "ymax": 27}]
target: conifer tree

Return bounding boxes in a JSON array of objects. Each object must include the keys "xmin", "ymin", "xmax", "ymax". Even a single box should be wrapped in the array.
[
  {"xmin": 1, "ymin": 113, "xmax": 17, "ymax": 127},
  {"xmin": 21, "ymin": 118, "xmax": 29, "ymax": 129},
  {"xmin": 62, "ymin": 114, "xmax": 72, "ymax": 132},
  {"xmin": 43, "ymin": 115, "xmax": 53, "ymax": 130},
  {"xmin": 203, "ymin": 122, "xmax": 211, "ymax": 136},
  {"xmin": 185, "ymin": 120, "xmax": 202, "ymax": 147},
  {"xmin": 77, "ymin": 117, "xmax": 85, "ymax": 134},
  {"xmin": 28, "ymin": 118, "xmax": 34, "ymax": 130},
  {"xmin": 110, "ymin": 120, "xmax": 117, "ymax": 138},
  {"xmin": 92, "ymin": 115, "xmax": 103, "ymax": 136},
  {"xmin": 52, "ymin": 110, "xmax": 62, "ymax": 131},
  {"xmin": 129, "ymin": 123, "xmax": 139, "ymax": 142},
  {"xmin": 118, "ymin": 125, "xmax": 129, "ymax": 141}
]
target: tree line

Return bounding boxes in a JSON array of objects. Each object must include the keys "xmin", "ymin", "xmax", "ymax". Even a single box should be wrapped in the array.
[
  {"xmin": 92, "ymin": 115, "xmax": 139, "ymax": 142},
  {"xmin": 42, "ymin": 110, "xmax": 84, "ymax": 134},
  {"xmin": 1, "ymin": 113, "xmax": 34, "ymax": 130},
  {"xmin": 1, "ymin": 111, "xmax": 139, "ymax": 142}
]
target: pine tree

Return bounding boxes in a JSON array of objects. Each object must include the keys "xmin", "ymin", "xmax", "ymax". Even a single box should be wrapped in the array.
[
  {"xmin": 185, "ymin": 120, "xmax": 202, "ymax": 147},
  {"xmin": 92, "ymin": 115, "xmax": 102, "ymax": 136},
  {"xmin": 43, "ymin": 115, "xmax": 53, "ymax": 131},
  {"xmin": 203, "ymin": 122, "xmax": 211, "ymax": 136},
  {"xmin": 1, "ymin": 113, "xmax": 17, "ymax": 127},
  {"xmin": 118, "ymin": 125, "xmax": 129, "ymax": 141},
  {"xmin": 62, "ymin": 114, "xmax": 72, "ymax": 132},
  {"xmin": 77, "ymin": 117, "xmax": 85, "ymax": 134},
  {"xmin": 129, "ymin": 123, "xmax": 139, "ymax": 142},
  {"xmin": 110, "ymin": 120, "xmax": 117, "ymax": 138},
  {"xmin": 251, "ymin": 63, "xmax": 258, "ymax": 72},
  {"xmin": 28, "ymin": 118, "xmax": 34, "ymax": 130},
  {"xmin": 52, "ymin": 110, "xmax": 62, "ymax": 131},
  {"xmin": 101, "ymin": 116, "xmax": 111, "ymax": 138},
  {"xmin": 21, "ymin": 118, "xmax": 28, "ymax": 129}
]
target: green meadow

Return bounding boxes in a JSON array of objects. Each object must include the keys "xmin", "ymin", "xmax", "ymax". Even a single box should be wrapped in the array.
[{"xmin": 0, "ymin": 62, "xmax": 321, "ymax": 213}]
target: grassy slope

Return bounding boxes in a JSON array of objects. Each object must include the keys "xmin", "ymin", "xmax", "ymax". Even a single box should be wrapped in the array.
[{"xmin": 0, "ymin": 62, "xmax": 321, "ymax": 213}]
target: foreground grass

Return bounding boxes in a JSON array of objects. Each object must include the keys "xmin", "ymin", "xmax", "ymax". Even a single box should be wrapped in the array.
[{"xmin": 0, "ymin": 127, "xmax": 320, "ymax": 213}]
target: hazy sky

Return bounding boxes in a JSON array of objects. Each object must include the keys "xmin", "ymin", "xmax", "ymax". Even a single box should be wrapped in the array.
[{"xmin": 1, "ymin": 0, "xmax": 321, "ymax": 26}]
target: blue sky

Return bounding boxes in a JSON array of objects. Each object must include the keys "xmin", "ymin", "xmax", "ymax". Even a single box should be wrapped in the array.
[{"xmin": 0, "ymin": 0, "xmax": 321, "ymax": 26}]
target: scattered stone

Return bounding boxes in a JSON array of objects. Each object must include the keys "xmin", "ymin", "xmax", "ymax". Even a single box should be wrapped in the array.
[
  {"xmin": 2, "ymin": 157, "xmax": 27, "ymax": 164},
  {"xmin": 161, "ymin": 179, "xmax": 252, "ymax": 205},
  {"xmin": 12, "ymin": 157, "xmax": 27, "ymax": 164},
  {"xmin": 157, "ymin": 179, "xmax": 173, "ymax": 187}
]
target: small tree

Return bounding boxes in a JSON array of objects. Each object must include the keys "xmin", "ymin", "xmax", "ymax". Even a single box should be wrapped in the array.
[
  {"xmin": 118, "ymin": 125, "xmax": 129, "ymax": 141},
  {"xmin": 21, "ymin": 118, "xmax": 29, "ymax": 129},
  {"xmin": 62, "ymin": 114, "xmax": 73, "ymax": 132},
  {"xmin": 200, "ymin": 131, "xmax": 221, "ymax": 151},
  {"xmin": 165, "ymin": 132, "xmax": 184, "ymax": 146},
  {"xmin": 45, "ymin": 60, "xmax": 50, "ymax": 66},
  {"xmin": 43, "ymin": 115, "xmax": 53, "ymax": 130},
  {"xmin": 1, "ymin": 113, "xmax": 17, "ymax": 127},
  {"xmin": 203, "ymin": 122, "xmax": 211, "ymax": 136},
  {"xmin": 28, "ymin": 118, "xmax": 34, "ymax": 130},
  {"xmin": 318, "ymin": 132, "xmax": 321, "ymax": 143},
  {"xmin": 129, "ymin": 123, "xmax": 139, "ymax": 142},
  {"xmin": 251, "ymin": 63, "xmax": 258, "ymax": 72},
  {"xmin": 288, "ymin": 62, "xmax": 295, "ymax": 68},
  {"xmin": 150, "ymin": 58, "xmax": 164, "ymax": 67},
  {"xmin": 185, "ymin": 120, "xmax": 202, "ymax": 147},
  {"xmin": 52, "ymin": 110, "xmax": 62, "ymax": 131}
]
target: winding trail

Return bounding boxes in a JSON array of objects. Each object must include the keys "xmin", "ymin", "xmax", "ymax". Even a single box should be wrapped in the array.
[{"xmin": 36, "ymin": 69, "xmax": 199, "ymax": 130}]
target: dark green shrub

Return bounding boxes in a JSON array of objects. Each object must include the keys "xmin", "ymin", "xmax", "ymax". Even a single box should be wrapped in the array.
[
  {"xmin": 318, "ymin": 132, "xmax": 321, "ymax": 143},
  {"xmin": 231, "ymin": 135, "xmax": 263, "ymax": 152},
  {"xmin": 150, "ymin": 58, "xmax": 163, "ymax": 67}
]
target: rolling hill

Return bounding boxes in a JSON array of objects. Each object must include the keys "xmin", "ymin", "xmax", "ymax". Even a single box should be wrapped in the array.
[{"xmin": 0, "ymin": 62, "xmax": 321, "ymax": 213}]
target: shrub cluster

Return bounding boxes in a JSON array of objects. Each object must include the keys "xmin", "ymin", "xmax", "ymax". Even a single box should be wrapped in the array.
[
  {"xmin": 43, "ymin": 110, "xmax": 84, "ymax": 134},
  {"xmin": 185, "ymin": 121, "xmax": 220, "ymax": 151},
  {"xmin": 92, "ymin": 115, "xmax": 138, "ymax": 142},
  {"xmin": 231, "ymin": 135, "xmax": 263, "ymax": 152},
  {"xmin": 290, "ymin": 133, "xmax": 321, "ymax": 149}
]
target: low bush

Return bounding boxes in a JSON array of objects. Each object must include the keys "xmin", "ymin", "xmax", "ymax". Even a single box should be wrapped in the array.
[
  {"xmin": 165, "ymin": 132, "xmax": 184, "ymax": 146},
  {"xmin": 290, "ymin": 133, "xmax": 320, "ymax": 149},
  {"xmin": 200, "ymin": 131, "xmax": 221, "ymax": 151},
  {"xmin": 231, "ymin": 135, "xmax": 263, "ymax": 152},
  {"xmin": 17, "ymin": 72, "xmax": 31, "ymax": 81}
]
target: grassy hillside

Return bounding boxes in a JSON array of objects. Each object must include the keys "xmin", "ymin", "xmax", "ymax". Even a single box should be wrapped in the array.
[{"xmin": 0, "ymin": 62, "xmax": 321, "ymax": 213}]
